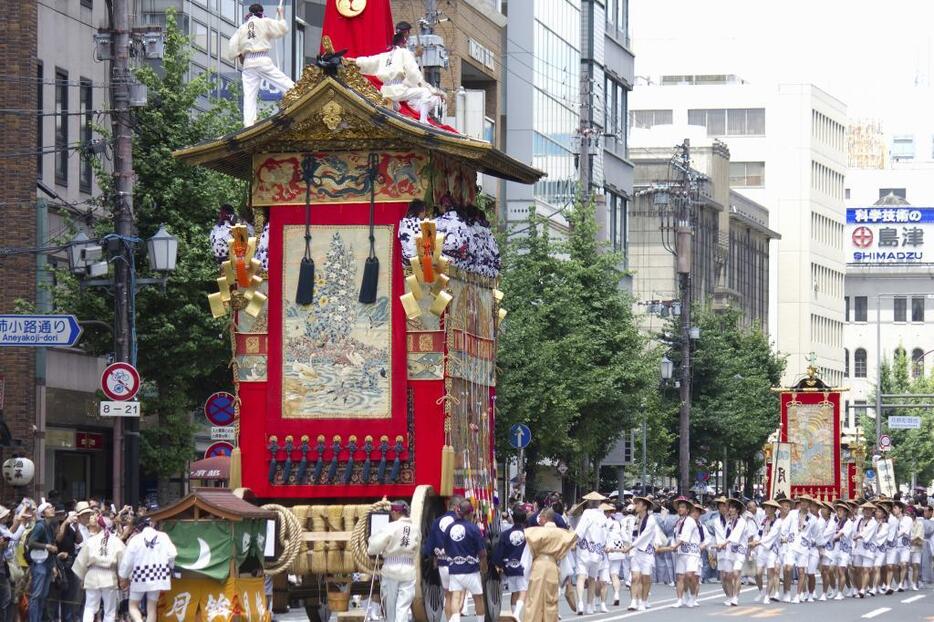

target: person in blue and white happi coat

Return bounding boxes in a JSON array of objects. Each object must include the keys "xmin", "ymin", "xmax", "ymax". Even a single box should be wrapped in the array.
[{"xmin": 493, "ymin": 504, "xmax": 528, "ymax": 619}]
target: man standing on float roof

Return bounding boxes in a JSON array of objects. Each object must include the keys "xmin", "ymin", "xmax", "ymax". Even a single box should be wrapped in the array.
[{"xmin": 227, "ymin": 3, "xmax": 295, "ymax": 127}]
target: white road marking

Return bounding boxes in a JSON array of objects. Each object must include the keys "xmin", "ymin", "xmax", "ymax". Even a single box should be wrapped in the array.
[
  {"xmin": 862, "ymin": 607, "xmax": 891, "ymax": 619},
  {"xmin": 594, "ymin": 587, "xmax": 759, "ymax": 620},
  {"xmin": 901, "ymin": 594, "xmax": 925, "ymax": 604}
]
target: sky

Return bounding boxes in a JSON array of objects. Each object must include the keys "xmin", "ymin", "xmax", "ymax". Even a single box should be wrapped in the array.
[{"xmin": 630, "ymin": 0, "xmax": 934, "ymax": 125}]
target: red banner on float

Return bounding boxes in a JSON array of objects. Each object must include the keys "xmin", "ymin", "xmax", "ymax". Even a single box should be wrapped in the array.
[{"xmin": 778, "ymin": 390, "xmax": 842, "ymax": 500}]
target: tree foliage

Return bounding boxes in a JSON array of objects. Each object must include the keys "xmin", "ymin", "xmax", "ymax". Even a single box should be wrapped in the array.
[
  {"xmin": 496, "ymin": 201, "xmax": 655, "ymax": 490},
  {"xmin": 863, "ymin": 350, "xmax": 934, "ymax": 486},
  {"xmin": 661, "ymin": 306, "xmax": 785, "ymax": 490},
  {"xmin": 54, "ymin": 9, "xmax": 244, "ymax": 486}
]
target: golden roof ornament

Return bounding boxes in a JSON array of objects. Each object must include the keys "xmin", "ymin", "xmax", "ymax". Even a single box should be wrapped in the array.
[{"xmin": 336, "ymin": 0, "xmax": 366, "ymax": 18}]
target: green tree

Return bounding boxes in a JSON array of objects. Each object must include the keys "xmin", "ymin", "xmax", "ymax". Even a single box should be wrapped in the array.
[
  {"xmin": 54, "ymin": 9, "xmax": 244, "ymax": 499},
  {"xmin": 662, "ymin": 306, "xmax": 785, "ymax": 494},
  {"xmin": 863, "ymin": 349, "xmax": 934, "ymax": 486},
  {"xmin": 497, "ymin": 201, "xmax": 654, "ymax": 494}
]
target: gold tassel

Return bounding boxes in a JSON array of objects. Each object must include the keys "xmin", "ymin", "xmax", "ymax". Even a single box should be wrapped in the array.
[
  {"xmin": 207, "ymin": 292, "xmax": 227, "ymax": 318},
  {"xmin": 440, "ymin": 444, "xmax": 454, "ymax": 496},
  {"xmin": 400, "ymin": 292, "xmax": 421, "ymax": 319},
  {"xmin": 429, "ymin": 291, "xmax": 452, "ymax": 316},
  {"xmin": 229, "ymin": 446, "xmax": 242, "ymax": 488},
  {"xmin": 244, "ymin": 290, "xmax": 268, "ymax": 317},
  {"xmin": 405, "ymin": 275, "xmax": 423, "ymax": 300}
]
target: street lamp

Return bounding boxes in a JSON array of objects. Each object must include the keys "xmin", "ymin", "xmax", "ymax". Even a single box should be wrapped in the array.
[
  {"xmin": 660, "ymin": 355, "xmax": 674, "ymax": 380},
  {"xmin": 146, "ymin": 225, "xmax": 178, "ymax": 272}
]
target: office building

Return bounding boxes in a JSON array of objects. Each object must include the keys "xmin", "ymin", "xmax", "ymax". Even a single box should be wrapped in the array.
[
  {"xmin": 504, "ymin": 0, "xmax": 635, "ymax": 252},
  {"xmin": 630, "ymin": 79, "xmax": 847, "ymax": 385},
  {"xmin": 629, "ymin": 126, "xmax": 777, "ymax": 335}
]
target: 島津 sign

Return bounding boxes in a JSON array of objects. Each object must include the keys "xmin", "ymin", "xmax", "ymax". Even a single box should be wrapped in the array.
[{"xmin": 847, "ymin": 207, "xmax": 934, "ymax": 265}]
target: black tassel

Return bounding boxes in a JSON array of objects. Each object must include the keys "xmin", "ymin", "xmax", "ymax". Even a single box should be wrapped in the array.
[
  {"xmin": 312, "ymin": 438, "xmax": 325, "ymax": 484},
  {"xmin": 389, "ymin": 439, "xmax": 404, "ymax": 482},
  {"xmin": 282, "ymin": 438, "xmax": 294, "ymax": 484},
  {"xmin": 358, "ymin": 153, "xmax": 381, "ymax": 304},
  {"xmin": 376, "ymin": 438, "xmax": 389, "ymax": 483},
  {"xmin": 361, "ymin": 437, "xmax": 373, "ymax": 483},
  {"xmin": 342, "ymin": 438, "xmax": 357, "ymax": 484},
  {"xmin": 267, "ymin": 438, "xmax": 280, "ymax": 484},
  {"xmin": 326, "ymin": 438, "xmax": 341, "ymax": 483},
  {"xmin": 296, "ymin": 438, "xmax": 309, "ymax": 484},
  {"xmin": 296, "ymin": 154, "xmax": 318, "ymax": 305}
]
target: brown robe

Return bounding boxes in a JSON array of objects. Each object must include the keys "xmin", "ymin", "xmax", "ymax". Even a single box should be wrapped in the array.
[{"xmin": 523, "ymin": 524, "xmax": 578, "ymax": 622}]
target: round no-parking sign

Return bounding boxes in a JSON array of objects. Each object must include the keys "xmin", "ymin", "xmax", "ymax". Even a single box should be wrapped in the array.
[
  {"xmin": 204, "ymin": 391, "xmax": 236, "ymax": 426},
  {"xmin": 204, "ymin": 441, "xmax": 234, "ymax": 459}
]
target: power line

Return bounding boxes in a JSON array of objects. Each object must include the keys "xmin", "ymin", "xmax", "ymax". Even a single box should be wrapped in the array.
[{"xmin": 0, "ymin": 108, "xmax": 115, "ymax": 117}]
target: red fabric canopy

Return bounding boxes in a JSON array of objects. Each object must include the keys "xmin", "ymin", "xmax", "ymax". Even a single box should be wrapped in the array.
[{"xmin": 321, "ymin": 0, "xmax": 394, "ymax": 58}]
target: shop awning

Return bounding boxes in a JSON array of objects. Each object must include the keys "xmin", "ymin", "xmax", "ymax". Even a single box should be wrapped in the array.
[{"xmin": 188, "ymin": 455, "xmax": 230, "ymax": 481}]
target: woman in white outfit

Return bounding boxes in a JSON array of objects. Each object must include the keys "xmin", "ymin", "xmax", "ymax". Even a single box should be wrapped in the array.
[
  {"xmin": 851, "ymin": 502, "xmax": 878, "ymax": 597},
  {"xmin": 227, "ymin": 4, "xmax": 295, "ymax": 127},
  {"xmin": 73, "ymin": 515, "xmax": 126, "ymax": 622},
  {"xmin": 624, "ymin": 497, "xmax": 657, "ymax": 612},
  {"xmin": 751, "ymin": 499, "xmax": 783, "ymax": 604}
]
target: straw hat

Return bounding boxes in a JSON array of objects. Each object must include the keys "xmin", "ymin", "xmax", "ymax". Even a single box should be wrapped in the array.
[
  {"xmin": 859, "ymin": 502, "xmax": 877, "ymax": 511},
  {"xmin": 75, "ymin": 501, "xmax": 94, "ymax": 516},
  {"xmin": 632, "ymin": 496, "xmax": 653, "ymax": 508},
  {"xmin": 599, "ymin": 503, "xmax": 616, "ymax": 512},
  {"xmin": 692, "ymin": 502, "xmax": 706, "ymax": 513},
  {"xmin": 0, "ymin": 505, "xmax": 10, "ymax": 521},
  {"xmin": 713, "ymin": 496, "xmax": 729, "ymax": 505},
  {"xmin": 763, "ymin": 500, "xmax": 781, "ymax": 510},
  {"xmin": 727, "ymin": 498, "xmax": 745, "ymax": 511},
  {"xmin": 582, "ymin": 491, "xmax": 608, "ymax": 502}
]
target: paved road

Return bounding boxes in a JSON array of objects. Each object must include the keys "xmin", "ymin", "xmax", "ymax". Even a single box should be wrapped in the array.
[{"xmin": 274, "ymin": 584, "xmax": 933, "ymax": 622}]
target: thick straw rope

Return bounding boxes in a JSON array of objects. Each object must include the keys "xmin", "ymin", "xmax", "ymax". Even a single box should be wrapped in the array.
[
  {"xmin": 350, "ymin": 498, "xmax": 391, "ymax": 573},
  {"xmin": 263, "ymin": 503, "xmax": 305, "ymax": 576}
]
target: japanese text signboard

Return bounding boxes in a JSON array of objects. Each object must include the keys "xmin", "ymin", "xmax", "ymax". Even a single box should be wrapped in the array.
[
  {"xmin": 847, "ymin": 207, "xmax": 934, "ymax": 264},
  {"xmin": 0, "ymin": 315, "xmax": 82, "ymax": 347}
]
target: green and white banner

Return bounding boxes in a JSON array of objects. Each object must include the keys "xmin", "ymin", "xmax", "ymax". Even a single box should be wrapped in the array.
[{"xmin": 163, "ymin": 520, "xmax": 232, "ymax": 581}]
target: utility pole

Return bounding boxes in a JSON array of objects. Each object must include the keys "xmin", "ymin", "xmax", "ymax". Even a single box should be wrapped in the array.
[
  {"xmin": 110, "ymin": 0, "xmax": 138, "ymax": 507},
  {"xmin": 674, "ymin": 140, "xmax": 693, "ymax": 496},
  {"xmin": 419, "ymin": 0, "xmax": 443, "ymax": 88}
]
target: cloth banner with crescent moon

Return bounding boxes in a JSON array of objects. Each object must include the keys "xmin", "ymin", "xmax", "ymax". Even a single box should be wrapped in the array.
[{"xmin": 162, "ymin": 520, "xmax": 233, "ymax": 581}]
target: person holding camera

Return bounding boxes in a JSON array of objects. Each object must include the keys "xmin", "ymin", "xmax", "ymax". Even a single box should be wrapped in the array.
[
  {"xmin": 0, "ymin": 504, "xmax": 29, "ymax": 622},
  {"xmin": 26, "ymin": 503, "xmax": 57, "ymax": 622}
]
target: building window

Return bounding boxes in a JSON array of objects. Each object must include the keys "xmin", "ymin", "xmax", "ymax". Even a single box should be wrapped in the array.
[
  {"xmin": 210, "ymin": 29, "xmax": 219, "ymax": 59},
  {"xmin": 728, "ymin": 161, "xmax": 765, "ymax": 187},
  {"xmin": 844, "ymin": 348, "xmax": 849, "ymax": 377},
  {"xmin": 629, "ymin": 109, "xmax": 672, "ymax": 129},
  {"xmin": 845, "ymin": 296, "xmax": 850, "ymax": 321},
  {"xmin": 912, "ymin": 348, "xmax": 925, "ymax": 379},
  {"xmin": 79, "ymin": 78, "xmax": 93, "ymax": 193},
  {"xmin": 295, "ymin": 22, "xmax": 305, "ymax": 75},
  {"xmin": 192, "ymin": 20, "xmax": 208, "ymax": 50},
  {"xmin": 688, "ymin": 108, "xmax": 764, "ymax": 136},
  {"xmin": 37, "ymin": 61, "xmax": 43, "ymax": 178},
  {"xmin": 54, "ymin": 68, "xmax": 68, "ymax": 185},
  {"xmin": 912, "ymin": 296, "xmax": 925, "ymax": 322},
  {"xmin": 895, "ymin": 346, "xmax": 906, "ymax": 362},
  {"xmin": 854, "ymin": 348, "xmax": 867, "ymax": 378},
  {"xmin": 220, "ymin": 0, "xmax": 238, "ymax": 23},
  {"xmin": 854, "ymin": 295, "xmax": 867, "ymax": 322},
  {"xmin": 879, "ymin": 188, "xmax": 907, "ymax": 199},
  {"xmin": 81, "ymin": 0, "xmax": 93, "ymax": 8},
  {"xmin": 891, "ymin": 135, "xmax": 914, "ymax": 159},
  {"xmin": 854, "ymin": 400, "xmax": 867, "ymax": 427},
  {"xmin": 605, "ymin": 191, "xmax": 627, "ymax": 253},
  {"xmin": 894, "ymin": 296, "xmax": 907, "ymax": 322},
  {"xmin": 604, "ymin": 77, "xmax": 625, "ymax": 141}
]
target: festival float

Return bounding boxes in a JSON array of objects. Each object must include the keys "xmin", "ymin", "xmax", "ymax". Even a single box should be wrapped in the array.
[
  {"xmin": 172, "ymin": 1, "xmax": 543, "ymax": 619},
  {"xmin": 765, "ymin": 359, "xmax": 849, "ymax": 501}
]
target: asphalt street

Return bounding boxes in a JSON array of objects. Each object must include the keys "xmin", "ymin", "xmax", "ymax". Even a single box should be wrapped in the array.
[{"xmin": 275, "ymin": 583, "xmax": 933, "ymax": 621}]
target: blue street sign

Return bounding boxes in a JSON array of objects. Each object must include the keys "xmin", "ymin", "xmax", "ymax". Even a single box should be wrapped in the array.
[
  {"xmin": 509, "ymin": 423, "xmax": 531, "ymax": 449},
  {"xmin": 0, "ymin": 315, "xmax": 82, "ymax": 347},
  {"xmin": 865, "ymin": 469, "xmax": 876, "ymax": 480}
]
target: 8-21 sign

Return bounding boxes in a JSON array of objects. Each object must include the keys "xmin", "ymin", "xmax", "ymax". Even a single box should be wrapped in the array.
[{"xmin": 99, "ymin": 401, "xmax": 141, "ymax": 417}]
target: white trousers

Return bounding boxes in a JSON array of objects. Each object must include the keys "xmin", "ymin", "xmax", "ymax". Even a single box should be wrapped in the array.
[
  {"xmin": 83, "ymin": 587, "xmax": 118, "ymax": 622},
  {"xmin": 380, "ymin": 577, "xmax": 416, "ymax": 622},
  {"xmin": 242, "ymin": 55, "xmax": 295, "ymax": 126}
]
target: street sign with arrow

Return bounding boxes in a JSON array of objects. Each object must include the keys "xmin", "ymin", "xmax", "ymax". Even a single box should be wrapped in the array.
[
  {"xmin": 509, "ymin": 423, "xmax": 531, "ymax": 449},
  {"xmin": 0, "ymin": 315, "xmax": 82, "ymax": 347}
]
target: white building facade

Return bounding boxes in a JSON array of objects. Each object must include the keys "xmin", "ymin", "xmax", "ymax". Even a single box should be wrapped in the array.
[{"xmin": 630, "ymin": 79, "xmax": 847, "ymax": 385}]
